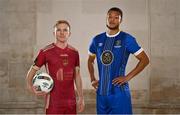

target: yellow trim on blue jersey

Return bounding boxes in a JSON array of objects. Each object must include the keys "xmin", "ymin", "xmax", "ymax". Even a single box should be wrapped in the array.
[{"xmin": 88, "ymin": 51, "xmax": 96, "ymax": 57}]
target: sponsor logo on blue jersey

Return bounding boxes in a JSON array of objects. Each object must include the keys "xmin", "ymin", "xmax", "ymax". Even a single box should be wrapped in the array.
[
  {"xmin": 114, "ymin": 40, "xmax": 121, "ymax": 48},
  {"xmin": 98, "ymin": 43, "xmax": 103, "ymax": 47}
]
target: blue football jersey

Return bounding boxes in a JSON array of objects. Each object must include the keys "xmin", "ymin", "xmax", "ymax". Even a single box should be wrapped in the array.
[{"xmin": 89, "ymin": 31, "xmax": 143, "ymax": 95}]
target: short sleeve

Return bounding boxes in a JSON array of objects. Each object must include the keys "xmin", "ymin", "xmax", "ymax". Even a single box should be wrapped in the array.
[
  {"xmin": 33, "ymin": 49, "xmax": 46, "ymax": 68},
  {"xmin": 125, "ymin": 35, "xmax": 143, "ymax": 56},
  {"xmin": 88, "ymin": 37, "xmax": 97, "ymax": 55}
]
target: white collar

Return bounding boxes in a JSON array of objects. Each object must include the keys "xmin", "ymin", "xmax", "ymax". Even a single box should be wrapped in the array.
[{"xmin": 106, "ymin": 31, "xmax": 120, "ymax": 37}]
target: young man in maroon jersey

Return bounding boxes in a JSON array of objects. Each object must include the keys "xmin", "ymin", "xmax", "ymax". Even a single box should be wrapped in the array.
[{"xmin": 26, "ymin": 20, "xmax": 84, "ymax": 114}]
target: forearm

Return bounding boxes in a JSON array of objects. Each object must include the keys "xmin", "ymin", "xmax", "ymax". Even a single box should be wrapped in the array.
[
  {"xmin": 75, "ymin": 69, "xmax": 85, "ymax": 112},
  {"xmin": 75, "ymin": 67, "xmax": 83, "ymax": 98},
  {"xmin": 126, "ymin": 59, "xmax": 149, "ymax": 80},
  {"xmin": 75, "ymin": 76, "xmax": 83, "ymax": 98},
  {"xmin": 26, "ymin": 66, "xmax": 37, "ymax": 92},
  {"xmin": 125, "ymin": 51, "xmax": 149, "ymax": 80},
  {"xmin": 88, "ymin": 59, "xmax": 96, "ymax": 82}
]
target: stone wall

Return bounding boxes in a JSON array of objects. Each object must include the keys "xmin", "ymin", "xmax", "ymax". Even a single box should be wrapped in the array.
[
  {"xmin": 150, "ymin": 0, "xmax": 180, "ymax": 105},
  {"xmin": 0, "ymin": 0, "xmax": 44, "ymax": 114},
  {"xmin": 0, "ymin": 0, "xmax": 180, "ymax": 114}
]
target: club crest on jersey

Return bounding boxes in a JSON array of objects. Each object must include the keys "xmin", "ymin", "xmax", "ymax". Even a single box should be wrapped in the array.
[
  {"xmin": 63, "ymin": 58, "xmax": 68, "ymax": 66},
  {"xmin": 60, "ymin": 54, "xmax": 69, "ymax": 66},
  {"xmin": 98, "ymin": 43, "xmax": 103, "ymax": 47},
  {"xmin": 114, "ymin": 40, "xmax": 121, "ymax": 48},
  {"xmin": 101, "ymin": 50, "xmax": 114, "ymax": 65}
]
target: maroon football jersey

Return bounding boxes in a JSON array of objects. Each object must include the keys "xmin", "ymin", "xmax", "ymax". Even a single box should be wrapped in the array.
[{"xmin": 34, "ymin": 43, "xmax": 79, "ymax": 110}]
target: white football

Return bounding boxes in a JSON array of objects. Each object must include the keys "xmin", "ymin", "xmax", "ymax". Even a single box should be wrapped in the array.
[{"xmin": 32, "ymin": 72, "xmax": 54, "ymax": 93}]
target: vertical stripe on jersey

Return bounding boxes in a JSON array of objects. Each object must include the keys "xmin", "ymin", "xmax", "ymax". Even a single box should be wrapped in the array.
[
  {"xmin": 118, "ymin": 46, "xmax": 127, "ymax": 90},
  {"xmin": 45, "ymin": 94, "xmax": 50, "ymax": 109},
  {"xmin": 45, "ymin": 63, "xmax": 50, "ymax": 74},
  {"xmin": 57, "ymin": 68, "xmax": 63, "ymax": 81},
  {"xmin": 100, "ymin": 37, "xmax": 115, "ymax": 95}
]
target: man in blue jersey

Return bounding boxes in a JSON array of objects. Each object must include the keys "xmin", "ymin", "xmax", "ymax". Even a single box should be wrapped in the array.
[{"xmin": 88, "ymin": 7, "xmax": 149, "ymax": 114}]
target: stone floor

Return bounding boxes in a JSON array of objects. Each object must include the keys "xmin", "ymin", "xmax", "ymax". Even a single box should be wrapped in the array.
[
  {"xmin": 0, "ymin": 90, "xmax": 180, "ymax": 114},
  {"xmin": 1, "ymin": 102, "xmax": 180, "ymax": 114}
]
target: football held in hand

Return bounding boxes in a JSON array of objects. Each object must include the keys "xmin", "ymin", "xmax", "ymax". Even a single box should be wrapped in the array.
[{"xmin": 32, "ymin": 72, "xmax": 54, "ymax": 93}]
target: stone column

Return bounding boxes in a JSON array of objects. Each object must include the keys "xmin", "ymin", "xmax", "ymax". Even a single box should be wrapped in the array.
[
  {"xmin": 149, "ymin": 0, "xmax": 180, "ymax": 113},
  {"xmin": 0, "ymin": 0, "xmax": 44, "ymax": 113}
]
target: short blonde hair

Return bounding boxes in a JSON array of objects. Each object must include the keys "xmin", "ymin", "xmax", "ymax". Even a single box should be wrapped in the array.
[{"xmin": 54, "ymin": 20, "xmax": 71, "ymax": 30}]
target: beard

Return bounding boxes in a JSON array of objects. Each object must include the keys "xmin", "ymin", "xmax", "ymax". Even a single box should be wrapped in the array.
[{"xmin": 106, "ymin": 24, "xmax": 119, "ymax": 30}]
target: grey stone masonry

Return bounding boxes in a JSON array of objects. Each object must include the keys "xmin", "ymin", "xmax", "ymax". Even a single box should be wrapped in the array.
[
  {"xmin": 0, "ymin": 0, "xmax": 180, "ymax": 114},
  {"xmin": 0, "ymin": 0, "xmax": 41, "ymax": 113}
]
